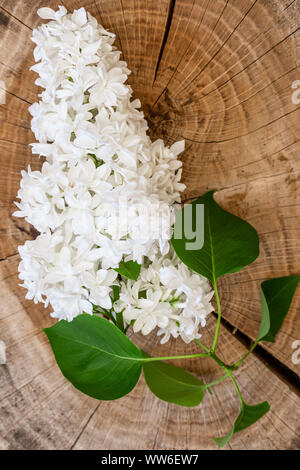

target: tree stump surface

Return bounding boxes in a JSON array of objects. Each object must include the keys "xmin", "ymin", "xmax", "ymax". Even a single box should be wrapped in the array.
[{"xmin": 0, "ymin": 0, "xmax": 299, "ymax": 450}]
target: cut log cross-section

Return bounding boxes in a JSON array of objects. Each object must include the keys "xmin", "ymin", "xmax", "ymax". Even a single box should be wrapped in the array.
[{"xmin": 0, "ymin": 0, "xmax": 299, "ymax": 450}]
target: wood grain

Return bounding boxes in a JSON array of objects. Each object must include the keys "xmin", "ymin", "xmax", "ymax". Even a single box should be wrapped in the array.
[{"xmin": 0, "ymin": 0, "xmax": 299, "ymax": 450}]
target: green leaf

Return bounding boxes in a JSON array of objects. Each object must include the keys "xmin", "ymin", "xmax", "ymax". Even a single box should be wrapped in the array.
[
  {"xmin": 114, "ymin": 260, "xmax": 141, "ymax": 280},
  {"xmin": 44, "ymin": 314, "xmax": 143, "ymax": 401},
  {"xmin": 143, "ymin": 360, "xmax": 206, "ymax": 407},
  {"xmin": 214, "ymin": 401, "xmax": 270, "ymax": 448},
  {"xmin": 258, "ymin": 276, "xmax": 300, "ymax": 343},
  {"xmin": 172, "ymin": 190, "xmax": 259, "ymax": 283}
]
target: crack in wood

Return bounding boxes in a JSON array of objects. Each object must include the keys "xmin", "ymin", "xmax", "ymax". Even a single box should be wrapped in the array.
[
  {"xmin": 152, "ymin": 0, "xmax": 176, "ymax": 85},
  {"xmin": 70, "ymin": 401, "xmax": 101, "ymax": 449},
  {"xmin": 283, "ymin": 0, "xmax": 297, "ymax": 11},
  {"xmin": 0, "ymin": 6, "xmax": 32, "ymax": 31},
  {"xmin": 0, "ymin": 252, "xmax": 19, "ymax": 263},
  {"xmin": 150, "ymin": 0, "xmax": 228, "ymax": 112},
  {"xmin": 4, "ymin": 89, "xmax": 32, "ymax": 105},
  {"xmin": 215, "ymin": 313, "xmax": 300, "ymax": 395}
]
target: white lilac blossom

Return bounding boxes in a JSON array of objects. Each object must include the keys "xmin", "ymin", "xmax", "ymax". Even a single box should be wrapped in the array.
[
  {"xmin": 15, "ymin": 6, "xmax": 214, "ymax": 342},
  {"xmin": 114, "ymin": 249, "xmax": 214, "ymax": 343}
]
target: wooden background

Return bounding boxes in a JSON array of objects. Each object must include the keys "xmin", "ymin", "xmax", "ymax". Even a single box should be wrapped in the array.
[{"xmin": 0, "ymin": 0, "xmax": 299, "ymax": 450}]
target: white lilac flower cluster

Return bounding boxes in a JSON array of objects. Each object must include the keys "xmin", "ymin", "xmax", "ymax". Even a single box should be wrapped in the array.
[
  {"xmin": 114, "ymin": 250, "xmax": 214, "ymax": 343},
  {"xmin": 14, "ymin": 6, "xmax": 214, "ymax": 342}
]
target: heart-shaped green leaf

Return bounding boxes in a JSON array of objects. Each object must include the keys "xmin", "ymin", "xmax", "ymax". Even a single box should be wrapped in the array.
[
  {"xmin": 143, "ymin": 360, "xmax": 206, "ymax": 407},
  {"xmin": 114, "ymin": 260, "xmax": 141, "ymax": 280},
  {"xmin": 172, "ymin": 190, "xmax": 259, "ymax": 283},
  {"xmin": 214, "ymin": 401, "xmax": 270, "ymax": 448},
  {"xmin": 258, "ymin": 276, "xmax": 300, "ymax": 343},
  {"xmin": 44, "ymin": 314, "xmax": 143, "ymax": 400}
]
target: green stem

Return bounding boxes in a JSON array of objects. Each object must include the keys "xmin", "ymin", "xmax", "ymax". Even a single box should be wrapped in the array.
[
  {"xmin": 106, "ymin": 312, "xmax": 117, "ymax": 325},
  {"xmin": 211, "ymin": 278, "xmax": 221, "ymax": 353},
  {"xmin": 227, "ymin": 370, "xmax": 244, "ymax": 404},
  {"xmin": 194, "ymin": 339, "xmax": 210, "ymax": 353},
  {"xmin": 195, "ymin": 334, "xmax": 244, "ymax": 403},
  {"xmin": 234, "ymin": 339, "xmax": 259, "ymax": 367},
  {"xmin": 205, "ymin": 373, "xmax": 228, "ymax": 388},
  {"xmin": 193, "ymin": 341, "xmax": 230, "ymax": 390},
  {"xmin": 94, "ymin": 306, "xmax": 117, "ymax": 325},
  {"xmin": 210, "ymin": 352, "xmax": 243, "ymax": 404},
  {"xmin": 142, "ymin": 352, "xmax": 210, "ymax": 363},
  {"xmin": 124, "ymin": 320, "xmax": 134, "ymax": 334}
]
